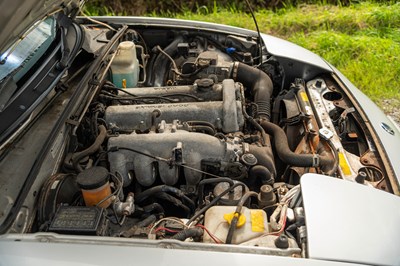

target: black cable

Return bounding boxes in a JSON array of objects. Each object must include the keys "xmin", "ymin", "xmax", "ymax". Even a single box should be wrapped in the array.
[
  {"xmin": 244, "ymin": 0, "xmax": 263, "ymax": 65},
  {"xmin": 105, "ymin": 92, "xmax": 201, "ymax": 102},
  {"xmin": 100, "ymin": 94, "xmax": 176, "ymax": 103},
  {"xmin": 109, "ymin": 146, "xmax": 171, "ymax": 163},
  {"xmin": 186, "ymin": 183, "xmax": 246, "ymax": 226},
  {"xmin": 225, "ymin": 191, "xmax": 258, "ymax": 244},
  {"xmin": 163, "ymin": 93, "xmax": 201, "ymax": 101},
  {"xmin": 109, "ymin": 146, "xmax": 229, "ymax": 180}
]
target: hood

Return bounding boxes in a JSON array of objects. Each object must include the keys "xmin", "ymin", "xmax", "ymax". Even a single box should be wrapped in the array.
[
  {"xmin": 301, "ymin": 173, "xmax": 400, "ymax": 266},
  {"xmin": 0, "ymin": 0, "xmax": 81, "ymax": 55}
]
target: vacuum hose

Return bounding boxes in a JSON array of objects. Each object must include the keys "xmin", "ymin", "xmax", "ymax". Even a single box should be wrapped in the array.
[
  {"xmin": 249, "ymin": 165, "xmax": 274, "ymax": 185},
  {"xmin": 72, "ymin": 125, "xmax": 107, "ymax": 172}
]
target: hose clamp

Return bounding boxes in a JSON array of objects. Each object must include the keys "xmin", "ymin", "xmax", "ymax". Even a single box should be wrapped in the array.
[
  {"xmin": 231, "ymin": 62, "xmax": 239, "ymax": 79},
  {"xmin": 312, "ymin": 155, "xmax": 320, "ymax": 167}
]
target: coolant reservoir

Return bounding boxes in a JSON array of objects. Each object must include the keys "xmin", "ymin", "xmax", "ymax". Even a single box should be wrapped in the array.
[
  {"xmin": 203, "ymin": 206, "xmax": 269, "ymax": 244},
  {"xmin": 111, "ymin": 41, "xmax": 139, "ymax": 88}
]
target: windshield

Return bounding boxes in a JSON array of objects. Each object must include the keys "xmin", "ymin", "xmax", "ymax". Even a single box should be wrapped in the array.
[{"xmin": 0, "ymin": 17, "xmax": 56, "ymax": 84}]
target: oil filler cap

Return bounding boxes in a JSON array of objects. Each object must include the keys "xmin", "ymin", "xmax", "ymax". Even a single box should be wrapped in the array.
[{"xmin": 196, "ymin": 78, "xmax": 214, "ymax": 89}]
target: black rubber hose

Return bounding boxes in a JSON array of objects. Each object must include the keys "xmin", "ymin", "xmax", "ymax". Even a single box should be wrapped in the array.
[
  {"xmin": 231, "ymin": 62, "xmax": 273, "ymax": 120},
  {"xmin": 260, "ymin": 120, "xmax": 331, "ymax": 167},
  {"xmin": 135, "ymin": 185, "xmax": 195, "ymax": 212},
  {"xmin": 143, "ymin": 203, "xmax": 165, "ymax": 215},
  {"xmin": 121, "ymin": 215, "xmax": 157, "ymax": 237},
  {"xmin": 72, "ymin": 125, "xmax": 107, "ymax": 172},
  {"xmin": 248, "ymin": 144, "xmax": 276, "ymax": 178},
  {"xmin": 249, "ymin": 165, "xmax": 274, "ymax": 185},
  {"xmin": 136, "ymin": 214, "xmax": 157, "ymax": 228},
  {"xmin": 152, "ymin": 36, "xmax": 184, "ymax": 86},
  {"xmin": 197, "ymin": 177, "xmax": 235, "ymax": 205},
  {"xmin": 190, "ymin": 125, "xmax": 216, "ymax": 135},
  {"xmin": 171, "ymin": 227, "xmax": 204, "ymax": 241},
  {"xmin": 156, "ymin": 192, "xmax": 191, "ymax": 214},
  {"xmin": 186, "ymin": 182, "xmax": 246, "ymax": 226},
  {"xmin": 225, "ymin": 191, "xmax": 258, "ymax": 244},
  {"xmin": 187, "ymin": 121, "xmax": 216, "ymax": 130}
]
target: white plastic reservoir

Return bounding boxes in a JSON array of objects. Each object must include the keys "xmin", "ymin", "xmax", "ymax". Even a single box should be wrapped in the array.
[
  {"xmin": 111, "ymin": 41, "xmax": 139, "ymax": 88},
  {"xmin": 203, "ymin": 206, "xmax": 269, "ymax": 244}
]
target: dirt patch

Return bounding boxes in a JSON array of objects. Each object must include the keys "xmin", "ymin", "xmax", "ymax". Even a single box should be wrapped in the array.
[{"xmin": 380, "ymin": 99, "xmax": 400, "ymax": 127}]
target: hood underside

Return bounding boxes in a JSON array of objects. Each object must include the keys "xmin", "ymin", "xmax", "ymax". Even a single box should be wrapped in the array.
[{"xmin": 0, "ymin": 0, "xmax": 80, "ymax": 55}]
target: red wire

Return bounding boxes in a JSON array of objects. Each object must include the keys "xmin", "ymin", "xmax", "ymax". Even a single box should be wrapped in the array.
[
  {"xmin": 154, "ymin": 224, "xmax": 223, "ymax": 244},
  {"xmin": 154, "ymin": 227, "xmax": 180, "ymax": 233},
  {"xmin": 196, "ymin": 224, "xmax": 223, "ymax": 244},
  {"xmin": 271, "ymin": 213, "xmax": 287, "ymax": 236}
]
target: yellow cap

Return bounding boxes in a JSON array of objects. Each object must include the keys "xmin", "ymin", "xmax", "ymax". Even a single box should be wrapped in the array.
[{"xmin": 223, "ymin": 212, "xmax": 246, "ymax": 228}]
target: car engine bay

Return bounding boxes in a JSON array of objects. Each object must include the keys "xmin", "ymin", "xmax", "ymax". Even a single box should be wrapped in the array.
[{"xmin": 28, "ymin": 21, "xmax": 393, "ymax": 257}]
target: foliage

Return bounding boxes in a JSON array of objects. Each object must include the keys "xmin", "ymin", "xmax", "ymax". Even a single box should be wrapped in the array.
[
  {"xmin": 84, "ymin": 1, "xmax": 400, "ymax": 108},
  {"xmin": 84, "ymin": 0, "xmax": 398, "ymax": 15},
  {"xmin": 169, "ymin": 2, "xmax": 400, "ymax": 106}
]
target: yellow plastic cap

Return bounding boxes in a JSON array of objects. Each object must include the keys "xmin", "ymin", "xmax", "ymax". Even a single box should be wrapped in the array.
[{"xmin": 223, "ymin": 212, "xmax": 246, "ymax": 228}]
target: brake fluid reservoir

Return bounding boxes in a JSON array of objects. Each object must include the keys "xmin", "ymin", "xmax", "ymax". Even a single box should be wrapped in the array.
[
  {"xmin": 76, "ymin": 166, "xmax": 112, "ymax": 208},
  {"xmin": 203, "ymin": 206, "xmax": 269, "ymax": 244},
  {"xmin": 111, "ymin": 41, "xmax": 139, "ymax": 88}
]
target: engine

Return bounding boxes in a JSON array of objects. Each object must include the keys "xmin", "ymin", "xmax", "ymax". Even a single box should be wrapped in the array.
[{"xmin": 34, "ymin": 27, "xmax": 385, "ymax": 256}]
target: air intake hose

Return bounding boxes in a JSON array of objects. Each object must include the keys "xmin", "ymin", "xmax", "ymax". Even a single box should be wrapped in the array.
[
  {"xmin": 152, "ymin": 36, "xmax": 184, "ymax": 86},
  {"xmin": 231, "ymin": 62, "xmax": 273, "ymax": 121}
]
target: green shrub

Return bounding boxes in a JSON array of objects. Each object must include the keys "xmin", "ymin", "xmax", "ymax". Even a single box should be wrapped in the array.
[{"xmin": 83, "ymin": 1, "xmax": 400, "ymax": 108}]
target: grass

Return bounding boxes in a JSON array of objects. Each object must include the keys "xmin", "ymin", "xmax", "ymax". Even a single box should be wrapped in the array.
[
  {"xmin": 160, "ymin": 2, "xmax": 400, "ymax": 109},
  {"xmin": 85, "ymin": 2, "xmax": 400, "ymax": 109}
]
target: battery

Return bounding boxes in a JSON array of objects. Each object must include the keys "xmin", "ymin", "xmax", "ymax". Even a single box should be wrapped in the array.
[{"xmin": 48, "ymin": 206, "xmax": 108, "ymax": 236}]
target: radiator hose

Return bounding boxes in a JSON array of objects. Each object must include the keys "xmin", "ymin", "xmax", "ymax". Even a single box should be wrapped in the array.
[
  {"xmin": 260, "ymin": 120, "xmax": 331, "ymax": 167},
  {"xmin": 231, "ymin": 62, "xmax": 331, "ymax": 168}
]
